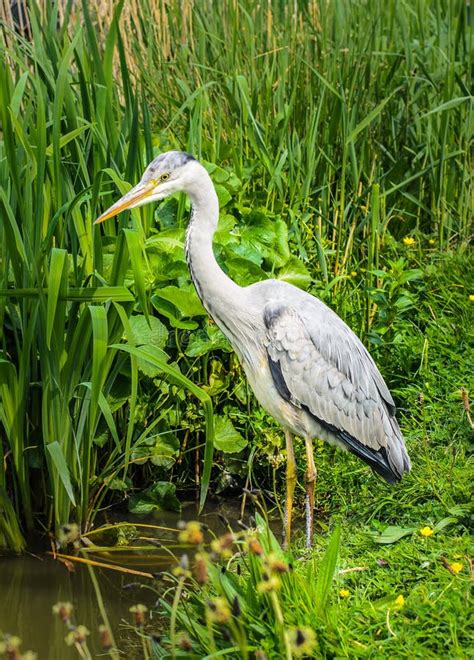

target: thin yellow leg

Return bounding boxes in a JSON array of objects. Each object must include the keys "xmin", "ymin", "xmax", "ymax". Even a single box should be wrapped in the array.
[
  {"xmin": 304, "ymin": 437, "xmax": 317, "ymax": 548},
  {"xmin": 284, "ymin": 429, "xmax": 296, "ymax": 548}
]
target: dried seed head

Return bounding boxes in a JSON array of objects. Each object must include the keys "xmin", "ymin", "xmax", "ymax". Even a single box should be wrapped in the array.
[
  {"xmin": 129, "ymin": 604, "xmax": 148, "ymax": 627},
  {"xmin": 52, "ymin": 601, "xmax": 73, "ymax": 624},
  {"xmin": 193, "ymin": 552, "xmax": 209, "ymax": 585},
  {"xmin": 177, "ymin": 632, "xmax": 193, "ymax": 651},
  {"xmin": 65, "ymin": 626, "xmax": 90, "ymax": 647},
  {"xmin": 210, "ymin": 533, "xmax": 234, "ymax": 558},
  {"xmin": 265, "ymin": 553, "xmax": 289, "ymax": 573},
  {"xmin": 247, "ymin": 537, "xmax": 264, "ymax": 556},
  {"xmin": 98, "ymin": 625, "xmax": 113, "ymax": 651}
]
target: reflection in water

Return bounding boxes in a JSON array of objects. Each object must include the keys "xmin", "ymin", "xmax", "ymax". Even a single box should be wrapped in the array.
[{"xmin": 0, "ymin": 498, "xmax": 260, "ymax": 658}]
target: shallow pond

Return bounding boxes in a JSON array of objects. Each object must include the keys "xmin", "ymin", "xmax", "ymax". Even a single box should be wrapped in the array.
[{"xmin": 0, "ymin": 498, "xmax": 257, "ymax": 659}]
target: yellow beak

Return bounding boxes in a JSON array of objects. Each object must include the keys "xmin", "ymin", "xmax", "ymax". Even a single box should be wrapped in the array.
[{"xmin": 95, "ymin": 183, "xmax": 154, "ymax": 224}]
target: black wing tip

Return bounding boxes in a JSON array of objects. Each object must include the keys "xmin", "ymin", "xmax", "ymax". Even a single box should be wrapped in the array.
[
  {"xmin": 301, "ymin": 404, "xmax": 404, "ymax": 485},
  {"xmin": 339, "ymin": 430, "xmax": 402, "ymax": 484}
]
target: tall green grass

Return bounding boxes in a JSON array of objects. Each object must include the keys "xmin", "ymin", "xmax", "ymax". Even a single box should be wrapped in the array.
[
  {"xmin": 122, "ymin": 0, "xmax": 472, "ymax": 250},
  {"xmin": 0, "ymin": 1, "xmax": 216, "ymax": 551}
]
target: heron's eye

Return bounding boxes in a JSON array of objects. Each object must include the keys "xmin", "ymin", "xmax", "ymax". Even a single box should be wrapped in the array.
[{"xmin": 160, "ymin": 173, "xmax": 170, "ymax": 182}]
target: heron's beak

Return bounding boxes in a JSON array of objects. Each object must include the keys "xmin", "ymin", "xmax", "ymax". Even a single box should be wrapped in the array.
[{"xmin": 95, "ymin": 182, "xmax": 154, "ymax": 224}]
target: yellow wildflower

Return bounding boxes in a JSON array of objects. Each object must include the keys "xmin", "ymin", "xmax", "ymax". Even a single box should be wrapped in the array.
[
  {"xmin": 350, "ymin": 271, "xmax": 357, "ymax": 277},
  {"xmin": 178, "ymin": 521, "xmax": 204, "ymax": 546},
  {"xmin": 428, "ymin": 239, "xmax": 435, "ymax": 245},
  {"xmin": 339, "ymin": 588, "xmax": 350, "ymax": 598},
  {"xmin": 206, "ymin": 598, "xmax": 231, "ymax": 625},
  {"xmin": 403, "ymin": 236, "xmax": 416, "ymax": 246},
  {"xmin": 394, "ymin": 595, "xmax": 405, "ymax": 607},
  {"xmin": 449, "ymin": 562, "xmax": 463, "ymax": 575},
  {"xmin": 257, "ymin": 572, "xmax": 281, "ymax": 593},
  {"xmin": 469, "ymin": 295, "xmax": 474, "ymax": 302},
  {"xmin": 288, "ymin": 627, "xmax": 317, "ymax": 657},
  {"xmin": 420, "ymin": 526, "xmax": 434, "ymax": 537}
]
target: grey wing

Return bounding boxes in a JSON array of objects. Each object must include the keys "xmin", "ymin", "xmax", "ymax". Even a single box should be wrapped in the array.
[{"xmin": 263, "ymin": 299, "xmax": 411, "ymax": 482}]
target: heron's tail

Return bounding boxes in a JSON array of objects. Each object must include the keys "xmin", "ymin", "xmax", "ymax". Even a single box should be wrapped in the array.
[{"xmin": 336, "ymin": 412, "xmax": 410, "ymax": 484}]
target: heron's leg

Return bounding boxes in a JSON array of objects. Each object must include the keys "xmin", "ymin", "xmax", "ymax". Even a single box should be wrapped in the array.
[
  {"xmin": 283, "ymin": 429, "xmax": 296, "ymax": 548},
  {"xmin": 304, "ymin": 437, "xmax": 317, "ymax": 548}
]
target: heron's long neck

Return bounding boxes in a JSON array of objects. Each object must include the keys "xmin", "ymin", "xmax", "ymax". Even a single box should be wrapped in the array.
[{"xmin": 185, "ymin": 170, "xmax": 246, "ymax": 342}]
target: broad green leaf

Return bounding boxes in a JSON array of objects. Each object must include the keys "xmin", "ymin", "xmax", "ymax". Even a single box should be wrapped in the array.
[
  {"xmin": 214, "ymin": 416, "xmax": 247, "ymax": 453},
  {"xmin": 129, "ymin": 314, "xmax": 168, "ymax": 347},
  {"xmin": 151, "ymin": 296, "xmax": 199, "ymax": 330},
  {"xmin": 277, "ymin": 257, "xmax": 312, "ymax": 288},
  {"xmin": 128, "ymin": 315, "xmax": 168, "ymax": 376},
  {"xmin": 215, "ymin": 184, "xmax": 232, "ymax": 207},
  {"xmin": 131, "ymin": 434, "xmax": 179, "ymax": 467},
  {"xmin": 371, "ymin": 525, "xmax": 416, "ymax": 544},
  {"xmin": 153, "ymin": 286, "xmax": 206, "ymax": 318},
  {"xmin": 185, "ymin": 326, "xmax": 232, "ymax": 357},
  {"xmin": 128, "ymin": 481, "xmax": 181, "ymax": 513}
]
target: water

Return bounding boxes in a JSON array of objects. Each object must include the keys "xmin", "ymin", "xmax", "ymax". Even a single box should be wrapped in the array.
[{"xmin": 0, "ymin": 498, "xmax": 252, "ymax": 659}]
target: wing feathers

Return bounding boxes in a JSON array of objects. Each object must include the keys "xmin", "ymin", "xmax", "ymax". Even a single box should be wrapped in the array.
[{"xmin": 263, "ymin": 301, "xmax": 410, "ymax": 481}]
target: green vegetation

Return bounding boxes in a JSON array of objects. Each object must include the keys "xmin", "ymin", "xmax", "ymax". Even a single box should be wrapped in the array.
[{"xmin": 0, "ymin": 0, "xmax": 472, "ymax": 656}]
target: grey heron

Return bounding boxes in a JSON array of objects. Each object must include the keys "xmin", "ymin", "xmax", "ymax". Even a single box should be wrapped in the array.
[{"xmin": 96, "ymin": 151, "xmax": 411, "ymax": 547}]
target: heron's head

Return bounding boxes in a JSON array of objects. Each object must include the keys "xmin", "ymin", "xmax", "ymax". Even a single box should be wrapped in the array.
[{"xmin": 95, "ymin": 150, "xmax": 198, "ymax": 224}]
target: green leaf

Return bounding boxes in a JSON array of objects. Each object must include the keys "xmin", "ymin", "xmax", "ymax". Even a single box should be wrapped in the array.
[
  {"xmin": 420, "ymin": 96, "xmax": 472, "ymax": 118},
  {"xmin": 215, "ymin": 184, "xmax": 232, "ymax": 207},
  {"xmin": 128, "ymin": 315, "xmax": 169, "ymax": 377},
  {"xmin": 214, "ymin": 416, "xmax": 247, "ymax": 453},
  {"xmin": 128, "ymin": 481, "xmax": 181, "ymax": 514},
  {"xmin": 129, "ymin": 314, "xmax": 168, "ymax": 347},
  {"xmin": 153, "ymin": 286, "xmax": 206, "ymax": 318},
  {"xmin": 108, "ymin": 478, "xmax": 131, "ymax": 492},
  {"xmin": 314, "ymin": 524, "xmax": 341, "ymax": 617},
  {"xmin": 46, "ymin": 442, "xmax": 76, "ymax": 507},
  {"xmin": 46, "ymin": 248, "xmax": 67, "ymax": 350},
  {"xmin": 370, "ymin": 525, "xmax": 416, "ymax": 544},
  {"xmin": 131, "ymin": 434, "xmax": 180, "ymax": 468},
  {"xmin": 123, "ymin": 228, "xmax": 150, "ymax": 321},
  {"xmin": 185, "ymin": 326, "xmax": 232, "ymax": 357},
  {"xmin": 277, "ymin": 257, "xmax": 312, "ymax": 288},
  {"xmin": 151, "ymin": 296, "xmax": 199, "ymax": 329},
  {"xmin": 346, "ymin": 93, "xmax": 394, "ymax": 143}
]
